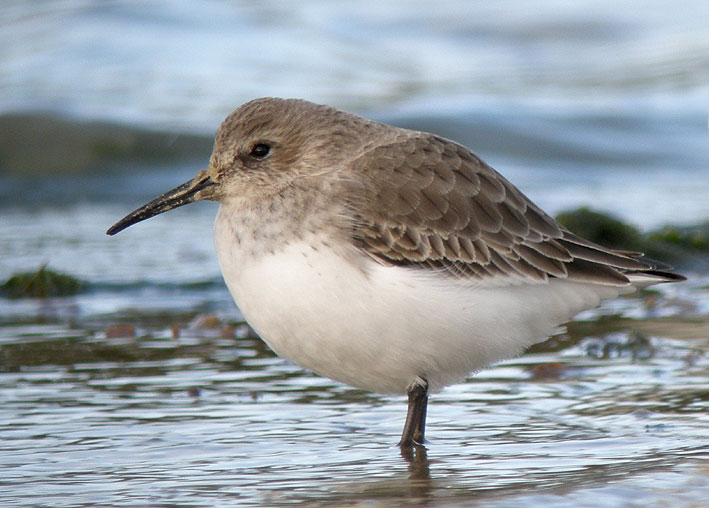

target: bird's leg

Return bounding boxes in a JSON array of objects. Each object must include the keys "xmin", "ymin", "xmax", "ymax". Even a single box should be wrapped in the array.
[
  {"xmin": 412, "ymin": 381, "xmax": 428, "ymax": 444},
  {"xmin": 399, "ymin": 377, "xmax": 429, "ymax": 448}
]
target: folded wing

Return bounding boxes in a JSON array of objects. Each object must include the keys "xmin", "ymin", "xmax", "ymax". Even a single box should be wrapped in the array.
[{"xmin": 347, "ymin": 132, "xmax": 684, "ymax": 287}]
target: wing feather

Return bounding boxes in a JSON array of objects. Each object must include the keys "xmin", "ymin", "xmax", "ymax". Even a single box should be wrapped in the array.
[{"xmin": 346, "ymin": 132, "xmax": 683, "ymax": 286}]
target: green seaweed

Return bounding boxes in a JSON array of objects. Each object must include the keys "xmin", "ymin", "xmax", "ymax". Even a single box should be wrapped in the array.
[
  {"xmin": 1, "ymin": 266, "xmax": 85, "ymax": 298},
  {"xmin": 555, "ymin": 207, "xmax": 709, "ymax": 268},
  {"xmin": 555, "ymin": 207, "xmax": 643, "ymax": 250},
  {"xmin": 648, "ymin": 226, "xmax": 709, "ymax": 253}
]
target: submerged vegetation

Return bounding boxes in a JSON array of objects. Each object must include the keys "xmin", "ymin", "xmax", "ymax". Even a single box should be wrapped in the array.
[
  {"xmin": 555, "ymin": 207, "xmax": 644, "ymax": 250},
  {"xmin": 1, "ymin": 265, "xmax": 85, "ymax": 298},
  {"xmin": 555, "ymin": 207, "xmax": 709, "ymax": 268}
]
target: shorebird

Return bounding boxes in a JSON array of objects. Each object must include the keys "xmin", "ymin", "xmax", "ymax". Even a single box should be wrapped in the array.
[{"xmin": 107, "ymin": 98, "xmax": 684, "ymax": 448}]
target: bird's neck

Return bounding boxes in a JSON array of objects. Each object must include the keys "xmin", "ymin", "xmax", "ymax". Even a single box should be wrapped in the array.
[{"xmin": 215, "ymin": 178, "xmax": 353, "ymax": 259}]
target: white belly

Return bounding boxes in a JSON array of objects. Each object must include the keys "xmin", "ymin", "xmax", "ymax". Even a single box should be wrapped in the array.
[{"xmin": 214, "ymin": 210, "xmax": 628, "ymax": 394}]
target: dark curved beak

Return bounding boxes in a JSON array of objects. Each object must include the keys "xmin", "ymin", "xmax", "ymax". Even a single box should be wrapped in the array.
[{"xmin": 106, "ymin": 170, "xmax": 217, "ymax": 236}]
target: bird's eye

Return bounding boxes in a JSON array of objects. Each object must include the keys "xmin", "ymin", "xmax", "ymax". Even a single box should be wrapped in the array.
[{"xmin": 250, "ymin": 143, "xmax": 271, "ymax": 159}]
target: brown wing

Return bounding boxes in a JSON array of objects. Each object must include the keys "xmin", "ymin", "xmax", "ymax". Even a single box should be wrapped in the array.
[{"xmin": 347, "ymin": 132, "xmax": 678, "ymax": 286}]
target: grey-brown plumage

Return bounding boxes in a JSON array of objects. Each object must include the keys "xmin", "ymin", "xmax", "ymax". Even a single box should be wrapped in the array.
[
  {"xmin": 278, "ymin": 102, "xmax": 681, "ymax": 288},
  {"xmin": 110, "ymin": 96, "xmax": 683, "ymax": 293}
]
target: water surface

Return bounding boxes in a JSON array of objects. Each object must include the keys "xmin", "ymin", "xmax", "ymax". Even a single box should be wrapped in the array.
[{"xmin": 1, "ymin": 287, "xmax": 707, "ymax": 507}]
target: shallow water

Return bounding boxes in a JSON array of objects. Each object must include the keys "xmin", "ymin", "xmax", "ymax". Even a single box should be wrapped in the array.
[
  {"xmin": 2, "ymin": 2, "xmax": 709, "ymax": 506},
  {"xmin": 1, "ymin": 279, "xmax": 708, "ymax": 507}
]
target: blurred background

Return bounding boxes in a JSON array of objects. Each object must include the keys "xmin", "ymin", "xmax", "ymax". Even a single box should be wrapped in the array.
[{"xmin": 1, "ymin": 2, "xmax": 708, "ymax": 507}]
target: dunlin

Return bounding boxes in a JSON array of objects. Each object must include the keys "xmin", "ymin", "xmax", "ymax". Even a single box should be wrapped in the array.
[{"xmin": 107, "ymin": 98, "xmax": 684, "ymax": 448}]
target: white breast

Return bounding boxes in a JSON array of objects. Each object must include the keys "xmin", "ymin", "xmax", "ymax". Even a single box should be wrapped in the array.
[{"xmin": 214, "ymin": 207, "xmax": 630, "ymax": 394}]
